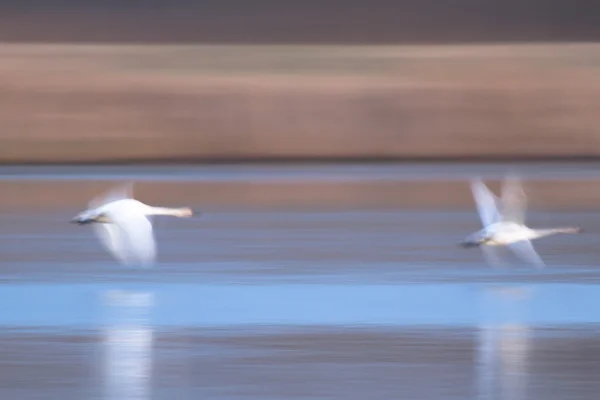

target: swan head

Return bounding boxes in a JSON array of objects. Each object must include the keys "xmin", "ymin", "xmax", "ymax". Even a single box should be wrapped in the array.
[
  {"xmin": 174, "ymin": 207, "xmax": 198, "ymax": 218},
  {"xmin": 566, "ymin": 227, "xmax": 585, "ymax": 234}
]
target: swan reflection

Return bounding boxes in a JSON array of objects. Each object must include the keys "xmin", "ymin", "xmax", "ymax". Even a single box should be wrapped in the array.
[
  {"xmin": 102, "ymin": 290, "xmax": 154, "ymax": 400},
  {"xmin": 477, "ymin": 286, "xmax": 532, "ymax": 400}
]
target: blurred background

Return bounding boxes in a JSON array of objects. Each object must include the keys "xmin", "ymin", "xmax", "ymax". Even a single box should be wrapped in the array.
[{"xmin": 2, "ymin": 0, "xmax": 600, "ymax": 399}]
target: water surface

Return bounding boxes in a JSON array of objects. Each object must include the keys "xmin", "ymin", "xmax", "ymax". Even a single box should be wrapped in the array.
[{"xmin": 1, "ymin": 164, "xmax": 600, "ymax": 399}]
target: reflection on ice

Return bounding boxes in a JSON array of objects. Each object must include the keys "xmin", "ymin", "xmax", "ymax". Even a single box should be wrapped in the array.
[
  {"xmin": 477, "ymin": 286, "xmax": 533, "ymax": 400},
  {"xmin": 102, "ymin": 290, "xmax": 154, "ymax": 400}
]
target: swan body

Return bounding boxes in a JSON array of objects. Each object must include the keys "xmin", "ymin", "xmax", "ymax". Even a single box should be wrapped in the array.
[
  {"xmin": 71, "ymin": 183, "xmax": 197, "ymax": 267},
  {"xmin": 460, "ymin": 174, "xmax": 583, "ymax": 268}
]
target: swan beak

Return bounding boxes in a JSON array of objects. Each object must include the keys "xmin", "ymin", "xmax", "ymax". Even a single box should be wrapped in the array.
[
  {"xmin": 192, "ymin": 210, "xmax": 202, "ymax": 217},
  {"xmin": 458, "ymin": 241, "xmax": 479, "ymax": 248}
]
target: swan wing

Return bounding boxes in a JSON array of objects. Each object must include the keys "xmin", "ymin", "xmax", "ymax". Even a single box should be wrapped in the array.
[
  {"xmin": 94, "ymin": 206, "xmax": 156, "ymax": 268},
  {"xmin": 89, "ymin": 182, "xmax": 134, "ymax": 209},
  {"xmin": 470, "ymin": 179, "xmax": 501, "ymax": 227},
  {"xmin": 93, "ymin": 223, "xmax": 135, "ymax": 265},
  {"xmin": 501, "ymin": 173, "xmax": 527, "ymax": 224},
  {"xmin": 507, "ymin": 239, "xmax": 545, "ymax": 269}
]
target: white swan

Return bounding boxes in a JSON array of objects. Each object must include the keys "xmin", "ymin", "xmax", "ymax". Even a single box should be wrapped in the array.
[
  {"xmin": 71, "ymin": 183, "xmax": 197, "ymax": 267},
  {"xmin": 459, "ymin": 174, "xmax": 583, "ymax": 269}
]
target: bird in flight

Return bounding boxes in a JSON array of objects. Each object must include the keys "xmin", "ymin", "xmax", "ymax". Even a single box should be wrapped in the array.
[
  {"xmin": 459, "ymin": 174, "xmax": 583, "ymax": 269},
  {"xmin": 71, "ymin": 182, "xmax": 198, "ymax": 267}
]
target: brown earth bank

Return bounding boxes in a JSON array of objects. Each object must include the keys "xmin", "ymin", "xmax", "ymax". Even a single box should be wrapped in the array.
[
  {"xmin": 2, "ymin": 178, "xmax": 600, "ymax": 211},
  {"xmin": 1, "ymin": 44, "xmax": 600, "ymax": 163}
]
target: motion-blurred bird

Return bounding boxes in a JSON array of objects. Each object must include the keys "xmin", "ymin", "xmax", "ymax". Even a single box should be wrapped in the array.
[
  {"xmin": 71, "ymin": 183, "xmax": 198, "ymax": 267},
  {"xmin": 459, "ymin": 174, "xmax": 583, "ymax": 269}
]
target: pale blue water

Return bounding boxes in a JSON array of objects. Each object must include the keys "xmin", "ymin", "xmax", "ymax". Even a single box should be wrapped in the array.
[
  {"xmin": 0, "ymin": 162, "xmax": 599, "ymax": 181},
  {"xmin": 0, "ymin": 282, "xmax": 599, "ymax": 329},
  {"xmin": 1, "ymin": 164, "xmax": 600, "ymax": 399}
]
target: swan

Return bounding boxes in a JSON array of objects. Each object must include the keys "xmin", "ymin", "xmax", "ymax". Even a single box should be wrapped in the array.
[
  {"xmin": 71, "ymin": 182, "xmax": 198, "ymax": 267},
  {"xmin": 459, "ymin": 174, "xmax": 583, "ymax": 269}
]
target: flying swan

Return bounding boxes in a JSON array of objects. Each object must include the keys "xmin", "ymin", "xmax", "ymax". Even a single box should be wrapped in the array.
[
  {"xmin": 71, "ymin": 182, "xmax": 198, "ymax": 267},
  {"xmin": 459, "ymin": 174, "xmax": 583, "ymax": 269}
]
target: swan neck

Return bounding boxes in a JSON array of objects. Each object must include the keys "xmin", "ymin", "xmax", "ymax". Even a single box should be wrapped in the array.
[
  {"xmin": 147, "ymin": 207, "xmax": 185, "ymax": 216},
  {"xmin": 533, "ymin": 227, "xmax": 580, "ymax": 238}
]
